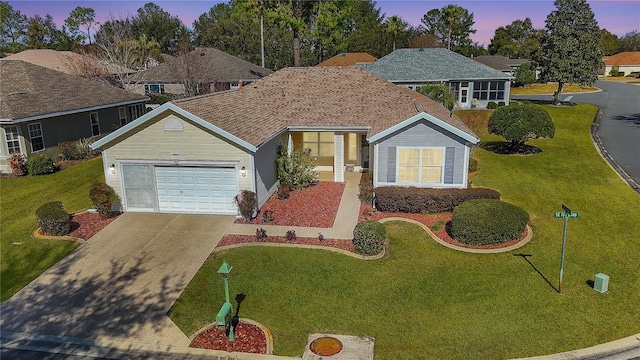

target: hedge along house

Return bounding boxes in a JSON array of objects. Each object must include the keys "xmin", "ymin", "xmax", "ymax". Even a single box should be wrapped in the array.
[
  {"xmin": 0, "ymin": 60, "xmax": 148, "ymax": 173},
  {"xmin": 91, "ymin": 67, "xmax": 479, "ymax": 215},
  {"xmin": 358, "ymin": 48, "xmax": 513, "ymax": 109}
]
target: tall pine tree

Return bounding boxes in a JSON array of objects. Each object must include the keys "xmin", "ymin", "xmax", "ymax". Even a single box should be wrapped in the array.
[{"xmin": 534, "ymin": 0, "xmax": 602, "ymax": 104}]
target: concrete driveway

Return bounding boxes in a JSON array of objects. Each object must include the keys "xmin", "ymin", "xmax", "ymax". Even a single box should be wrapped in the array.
[{"xmin": 0, "ymin": 213, "xmax": 234, "ymax": 347}]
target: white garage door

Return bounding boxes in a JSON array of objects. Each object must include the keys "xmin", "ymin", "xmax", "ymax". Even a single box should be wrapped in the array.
[{"xmin": 155, "ymin": 167, "xmax": 238, "ymax": 214}]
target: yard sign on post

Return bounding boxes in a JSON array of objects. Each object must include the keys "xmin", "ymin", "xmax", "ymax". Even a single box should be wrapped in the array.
[{"xmin": 554, "ymin": 204, "xmax": 578, "ymax": 294}]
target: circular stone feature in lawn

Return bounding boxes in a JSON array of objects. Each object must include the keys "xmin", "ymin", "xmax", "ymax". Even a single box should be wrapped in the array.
[{"xmin": 310, "ymin": 336, "xmax": 343, "ymax": 356}]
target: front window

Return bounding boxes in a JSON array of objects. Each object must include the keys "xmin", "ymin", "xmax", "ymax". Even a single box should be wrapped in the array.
[
  {"xmin": 5, "ymin": 126, "xmax": 21, "ymax": 154},
  {"xmin": 144, "ymin": 84, "xmax": 165, "ymax": 94},
  {"xmin": 28, "ymin": 123, "xmax": 44, "ymax": 152},
  {"xmin": 90, "ymin": 112, "xmax": 100, "ymax": 136},
  {"xmin": 473, "ymin": 81, "xmax": 505, "ymax": 101},
  {"xmin": 302, "ymin": 132, "xmax": 333, "ymax": 157},
  {"xmin": 397, "ymin": 147, "xmax": 444, "ymax": 184}
]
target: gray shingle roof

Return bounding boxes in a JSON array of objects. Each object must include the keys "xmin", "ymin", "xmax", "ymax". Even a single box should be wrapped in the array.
[
  {"xmin": 473, "ymin": 56, "xmax": 529, "ymax": 71},
  {"xmin": 358, "ymin": 48, "xmax": 511, "ymax": 82},
  {"xmin": 136, "ymin": 47, "xmax": 273, "ymax": 83},
  {"xmin": 0, "ymin": 60, "xmax": 147, "ymax": 122},
  {"xmin": 171, "ymin": 67, "xmax": 477, "ymax": 147}
]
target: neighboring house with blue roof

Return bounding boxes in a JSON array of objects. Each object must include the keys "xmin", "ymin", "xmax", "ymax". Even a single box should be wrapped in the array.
[{"xmin": 359, "ymin": 48, "xmax": 513, "ymax": 109}]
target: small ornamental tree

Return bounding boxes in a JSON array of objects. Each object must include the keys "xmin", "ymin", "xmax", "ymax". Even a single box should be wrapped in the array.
[
  {"xmin": 488, "ymin": 103, "xmax": 555, "ymax": 151},
  {"xmin": 234, "ymin": 189, "xmax": 257, "ymax": 221},
  {"xmin": 418, "ymin": 84, "xmax": 457, "ymax": 111},
  {"xmin": 276, "ymin": 142, "xmax": 317, "ymax": 190},
  {"xmin": 514, "ymin": 62, "xmax": 536, "ymax": 87},
  {"xmin": 89, "ymin": 182, "xmax": 118, "ymax": 219}
]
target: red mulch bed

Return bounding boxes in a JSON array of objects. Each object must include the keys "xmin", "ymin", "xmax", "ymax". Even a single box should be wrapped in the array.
[
  {"xmin": 217, "ymin": 234, "xmax": 354, "ymax": 252},
  {"xmin": 66, "ymin": 212, "xmax": 118, "ymax": 240},
  {"xmin": 358, "ymin": 203, "xmax": 526, "ymax": 250},
  {"xmin": 234, "ymin": 182, "xmax": 345, "ymax": 228},
  {"xmin": 190, "ymin": 322, "xmax": 267, "ymax": 354}
]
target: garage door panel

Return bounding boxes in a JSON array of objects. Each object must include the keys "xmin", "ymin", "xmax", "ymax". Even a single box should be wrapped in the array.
[{"xmin": 155, "ymin": 166, "xmax": 238, "ymax": 214}]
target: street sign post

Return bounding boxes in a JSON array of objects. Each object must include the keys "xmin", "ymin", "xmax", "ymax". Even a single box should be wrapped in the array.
[{"xmin": 556, "ymin": 204, "xmax": 577, "ymax": 294}]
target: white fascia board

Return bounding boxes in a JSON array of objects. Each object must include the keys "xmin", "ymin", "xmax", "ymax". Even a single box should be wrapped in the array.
[
  {"xmin": 8, "ymin": 98, "xmax": 149, "ymax": 125},
  {"xmin": 91, "ymin": 103, "xmax": 257, "ymax": 153},
  {"xmin": 367, "ymin": 112, "xmax": 479, "ymax": 144},
  {"xmin": 287, "ymin": 126, "xmax": 370, "ymax": 132}
]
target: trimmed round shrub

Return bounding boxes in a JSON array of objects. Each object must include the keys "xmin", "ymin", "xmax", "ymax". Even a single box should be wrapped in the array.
[
  {"xmin": 352, "ymin": 220, "xmax": 386, "ymax": 255},
  {"xmin": 488, "ymin": 103, "xmax": 555, "ymax": 149},
  {"xmin": 89, "ymin": 183, "xmax": 118, "ymax": 219},
  {"xmin": 26, "ymin": 154, "xmax": 55, "ymax": 175},
  {"xmin": 451, "ymin": 199, "xmax": 529, "ymax": 245},
  {"xmin": 36, "ymin": 201, "xmax": 71, "ymax": 236}
]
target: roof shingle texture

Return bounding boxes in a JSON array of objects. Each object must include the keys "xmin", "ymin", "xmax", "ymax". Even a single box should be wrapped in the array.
[
  {"xmin": 605, "ymin": 52, "xmax": 640, "ymax": 66},
  {"xmin": 137, "ymin": 48, "xmax": 273, "ymax": 83},
  {"xmin": 1, "ymin": 60, "xmax": 147, "ymax": 121},
  {"xmin": 472, "ymin": 56, "xmax": 529, "ymax": 71},
  {"xmin": 172, "ymin": 67, "xmax": 476, "ymax": 147},
  {"xmin": 3, "ymin": 49, "xmax": 134, "ymax": 75},
  {"xmin": 358, "ymin": 48, "xmax": 510, "ymax": 82},
  {"xmin": 316, "ymin": 53, "xmax": 377, "ymax": 67}
]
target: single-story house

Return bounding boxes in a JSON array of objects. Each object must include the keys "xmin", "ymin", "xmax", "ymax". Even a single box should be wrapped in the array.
[
  {"xmin": 472, "ymin": 55, "xmax": 530, "ymax": 77},
  {"xmin": 358, "ymin": 48, "xmax": 513, "ymax": 109},
  {"xmin": 128, "ymin": 47, "xmax": 274, "ymax": 96},
  {"xmin": 316, "ymin": 53, "xmax": 377, "ymax": 67},
  {"xmin": 91, "ymin": 67, "xmax": 479, "ymax": 215},
  {"xmin": 0, "ymin": 60, "xmax": 148, "ymax": 173},
  {"xmin": 604, "ymin": 52, "xmax": 640, "ymax": 77}
]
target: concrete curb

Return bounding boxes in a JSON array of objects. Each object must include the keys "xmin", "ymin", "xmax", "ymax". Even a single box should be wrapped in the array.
[
  {"xmin": 33, "ymin": 228, "xmax": 85, "ymax": 244},
  {"xmin": 379, "ymin": 217, "xmax": 533, "ymax": 254},
  {"xmin": 512, "ymin": 333, "xmax": 640, "ymax": 359},
  {"xmin": 0, "ymin": 330, "xmax": 298, "ymax": 360}
]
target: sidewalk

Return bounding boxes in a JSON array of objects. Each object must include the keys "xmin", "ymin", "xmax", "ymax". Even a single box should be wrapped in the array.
[{"xmin": 226, "ymin": 172, "xmax": 362, "ymax": 240}]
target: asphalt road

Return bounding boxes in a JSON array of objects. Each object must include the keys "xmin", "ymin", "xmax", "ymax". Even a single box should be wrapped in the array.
[{"xmin": 512, "ymin": 80, "xmax": 640, "ymax": 190}]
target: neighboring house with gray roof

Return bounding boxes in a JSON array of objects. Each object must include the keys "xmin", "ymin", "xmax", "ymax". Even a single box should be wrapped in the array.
[
  {"xmin": 472, "ymin": 55, "xmax": 529, "ymax": 77},
  {"xmin": 91, "ymin": 67, "xmax": 479, "ymax": 215},
  {"xmin": 359, "ymin": 48, "xmax": 513, "ymax": 109},
  {"xmin": 0, "ymin": 60, "xmax": 148, "ymax": 173},
  {"xmin": 128, "ymin": 48, "xmax": 273, "ymax": 96}
]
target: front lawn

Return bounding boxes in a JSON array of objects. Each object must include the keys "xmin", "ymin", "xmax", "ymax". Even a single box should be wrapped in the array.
[
  {"xmin": 171, "ymin": 103, "xmax": 640, "ymax": 359},
  {"xmin": 510, "ymin": 83, "xmax": 599, "ymax": 95},
  {"xmin": 0, "ymin": 157, "xmax": 104, "ymax": 301}
]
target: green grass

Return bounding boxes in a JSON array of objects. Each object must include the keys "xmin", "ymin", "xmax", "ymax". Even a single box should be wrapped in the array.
[
  {"xmin": 171, "ymin": 103, "xmax": 640, "ymax": 359},
  {"xmin": 510, "ymin": 83, "xmax": 599, "ymax": 95},
  {"xmin": 0, "ymin": 157, "xmax": 104, "ymax": 301}
]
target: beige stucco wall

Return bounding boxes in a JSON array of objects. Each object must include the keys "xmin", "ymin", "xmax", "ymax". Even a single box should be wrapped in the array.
[{"xmin": 101, "ymin": 111, "xmax": 253, "ymax": 199}]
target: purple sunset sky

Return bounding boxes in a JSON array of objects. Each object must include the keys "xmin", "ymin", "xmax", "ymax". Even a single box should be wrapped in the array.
[{"xmin": 8, "ymin": 0, "xmax": 640, "ymax": 46}]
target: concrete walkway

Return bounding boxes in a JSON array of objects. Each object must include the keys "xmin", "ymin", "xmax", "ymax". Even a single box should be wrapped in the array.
[{"xmin": 227, "ymin": 172, "xmax": 362, "ymax": 240}]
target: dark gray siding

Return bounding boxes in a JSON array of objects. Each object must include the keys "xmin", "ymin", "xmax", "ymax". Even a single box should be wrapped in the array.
[{"xmin": 375, "ymin": 120, "xmax": 469, "ymax": 187}]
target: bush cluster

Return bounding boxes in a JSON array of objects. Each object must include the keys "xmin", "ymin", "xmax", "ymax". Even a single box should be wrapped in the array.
[
  {"xmin": 26, "ymin": 154, "xmax": 55, "ymax": 175},
  {"xmin": 487, "ymin": 101, "xmax": 498, "ymax": 109},
  {"xmin": 58, "ymin": 138, "xmax": 95, "ymax": 160},
  {"xmin": 8, "ymin": 153, "xmax": 27, "ymax": 176},
  {"xmin": 450, "ymin": 199, "xmax": 529, "ymax": 245},
  {"xmin": 468, "ymin": 158, "xmax": 478, "ymax": 173},
  {"xmin": 358, "ymin": 172, "xmax": 374, "ymax": 203},
  {"xmin": 234, "ymin": 189, "xmax": 257, "ymax": 221},
  {"xmin": 374, "ymin": 187, "xmax": 501, "ymax": 213},
  {"xmin": 89, "ymin": 183, "xmax": 118, "ymax": 219},
  {"xmin": 36, "ymin": 201, "xmax": 71, "ymax": 236},
  {"xmin": 352, "ymin": 220, "xmax": 386, "ymax": 255}
]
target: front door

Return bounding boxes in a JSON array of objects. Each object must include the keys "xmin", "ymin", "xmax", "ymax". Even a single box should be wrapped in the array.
[
  {"xmin": 360, "ymin": 135, "xmax": 370, "ymax": 169},
  {"xmin": 459, "ymin": 81, "xmax": 470, "ymax": 108}
]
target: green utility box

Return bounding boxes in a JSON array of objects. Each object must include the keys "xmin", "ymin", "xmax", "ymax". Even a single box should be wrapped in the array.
[{"xmin": 594, "ymin": 273, "xmax": 609, "ymax": 293}]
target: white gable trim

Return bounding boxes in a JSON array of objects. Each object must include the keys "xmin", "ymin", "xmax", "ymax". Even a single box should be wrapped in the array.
[
  {"xmin": 367, "ymin": 112, "xmax": 479, "ymax": 144},
  {"xmin": 91, "ymin": 102, "xmax": 257, "ymax": 153}
]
